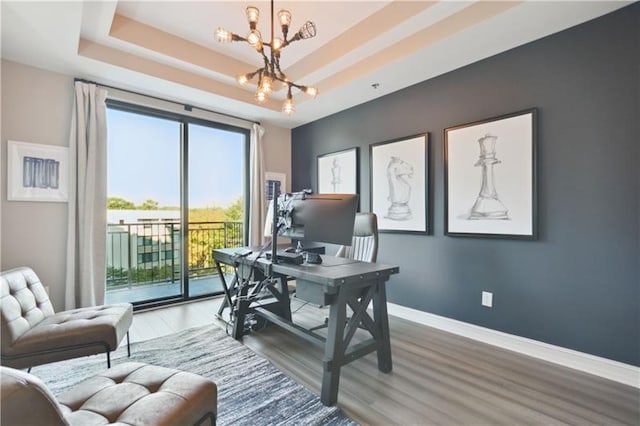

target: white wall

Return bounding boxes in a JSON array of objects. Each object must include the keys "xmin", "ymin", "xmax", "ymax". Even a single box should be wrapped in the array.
[
  {"xmin": 261, "ymin": 122, "xmax": 291, "ymax": 191},
  {"xmin": 1, "ymin": 60, "xmax": 291, "ymax": 310},
  {"xmin": 1, "ymin": 60, "xmax": 73, "ymax": 309}
]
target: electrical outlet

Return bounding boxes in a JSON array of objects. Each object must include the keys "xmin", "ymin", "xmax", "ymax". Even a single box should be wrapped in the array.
[{"xmin": 482, "ymin": 291, "xmax": 493, "ymax": 308}]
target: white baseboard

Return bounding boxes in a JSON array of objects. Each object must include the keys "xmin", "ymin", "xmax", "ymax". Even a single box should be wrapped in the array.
[{"xmin": 387, "ymin": 302, "xmax": 640, "ymax": 388}]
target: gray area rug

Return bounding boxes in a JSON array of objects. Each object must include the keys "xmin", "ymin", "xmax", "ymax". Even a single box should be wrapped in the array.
[{"xmin": 31, "ymin": 325, "xmax": 357, "ymax": 426}]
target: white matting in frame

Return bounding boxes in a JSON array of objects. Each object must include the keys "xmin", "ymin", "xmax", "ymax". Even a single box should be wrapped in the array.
[
  {"xmin": 445, "ymin": 109, "xmax": 537, "ymax": 238},
  {"xmin": 370, "ymin": 134, "xmax": 428, "ymax": 234},
  {"xmin": 317, "ymin": 147, "xmax": 358, "ymax": 194},
  {"xmin": 7, "ymin": 141, "xmax": 69, "ymax": 202}
]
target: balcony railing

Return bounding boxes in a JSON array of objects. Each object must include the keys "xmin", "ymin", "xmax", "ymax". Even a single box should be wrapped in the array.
[{"xmin": 106, "ymin": 220, "xmax": 243, "ymax": 291}]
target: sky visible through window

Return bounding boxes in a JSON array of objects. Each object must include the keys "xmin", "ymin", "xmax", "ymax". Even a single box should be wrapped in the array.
[{"xmin": 107, "ymin": 108, "xmax": 244, "ymax": 209}]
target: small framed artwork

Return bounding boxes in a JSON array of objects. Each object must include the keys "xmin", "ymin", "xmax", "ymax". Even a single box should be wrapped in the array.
[
  {"xmin": 317, "ymin": 147, "xmax": 359, "ymax": 194},
  {"xmin": 444, "ymin": 108, "xmax": 537, "ymax": 239},
  {"xmin": 265, "ymin": 171, "xmax": 286, "ymax": 200},
  {"xmin": 370, "ymin": 134, "xmax": 428, "ymax": 234},
  {"xmin": 7, "ymin": 140, "xmax": 69, "ymax": 202}
]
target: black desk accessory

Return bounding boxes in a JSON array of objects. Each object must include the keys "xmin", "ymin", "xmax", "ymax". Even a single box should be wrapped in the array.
[
  {"xmin": 305, "ymin": 252, "xmax": 322, "ymax": 264},
  {"xmin": 265, "ymin": 250, "xmax": 304, "ymax": 265}
]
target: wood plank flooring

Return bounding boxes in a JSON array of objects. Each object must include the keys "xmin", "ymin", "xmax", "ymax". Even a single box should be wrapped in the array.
[{"xmin": 130, "ymin": 297, "xmax": 639, "ymax": 425}]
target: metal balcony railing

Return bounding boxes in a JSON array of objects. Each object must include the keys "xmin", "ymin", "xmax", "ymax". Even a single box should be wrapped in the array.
[{"xmin": 106, "ymin": 220, "xmax": 243, "ymax": 290}]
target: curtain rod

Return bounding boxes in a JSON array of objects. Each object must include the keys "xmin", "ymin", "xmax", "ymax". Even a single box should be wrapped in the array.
[{"xmin": 73, "ymin": 78, "xmax": 260, "ymax": 125}]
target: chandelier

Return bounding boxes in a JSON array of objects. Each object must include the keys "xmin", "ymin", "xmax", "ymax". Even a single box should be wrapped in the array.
[{"xmin": 215, "ymin": 0, "xmax": 318, "ymax": 115}]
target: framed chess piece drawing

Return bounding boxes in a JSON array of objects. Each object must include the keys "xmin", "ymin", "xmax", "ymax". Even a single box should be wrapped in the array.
[
  {"xmin": 445, "ymin": 109, "xmax": 537, "ymax": 239},
  {"xmin": 317, "ymin": 147, "xmax": 359, "ymax": 195},
  {"xmin": 370, "ymin": 133, "xmax": 429, "ymax": 234}
]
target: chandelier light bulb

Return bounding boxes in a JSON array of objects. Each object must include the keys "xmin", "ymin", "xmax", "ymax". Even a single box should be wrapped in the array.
[
  {"xmin": 255, "ymin": 90, "xmax": 267, "ymax": 103},
  {"xmin": 303, "ymin": 86, "xmax": 318, "ymax": 98},
  {"xmin": 246, "ymin": 29, "xmax": 262, "ymax": 46},
  {"xmin": 215, "ymin": 27, "xmax": 233, "ymax": 43},
  {"xmin": 278, "ymin": 9, "xmax": 292, "ymax": 27},
  {"xmin": 245, "ymin": 6, "xmax": 260, "ymax": 25},
  {"xmin": 237, "ymin": 74, "xmax": 250, "ymax": 85},
  {"xmin": 297, "ymin": 21, "xmax": 317, "ymax": 40},
  {"xmin": 272, "ymin": 37, "xmax": 284, "ymax": 51},
  {"xmin": 282, "ymin": 98, "xmax": 295, "ymax": 115},
  {"xmin": 260, "ymin": 75, "xmax": 273, "ymax": 94}
]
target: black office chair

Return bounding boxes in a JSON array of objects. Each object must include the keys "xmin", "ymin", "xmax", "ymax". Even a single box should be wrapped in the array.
[{"xmin": 336, "ymin": 212, "xmax": 378, "ymax": 263}]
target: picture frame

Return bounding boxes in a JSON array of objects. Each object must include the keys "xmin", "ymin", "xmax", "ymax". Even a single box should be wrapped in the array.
[
  {"xmin": 7, "ymin": 140, "xmax": 69, "ymax": 202},
  {"xmin": 265, "ymin": 171, "xmax": 286, "ymax": 200},
  {"xmin": 317, "ymin": 147, "xmax": 359, "ymax": 194},
  {"xmin": 370, "ymin": 134, "xmax": 429, "ymax": 234},
  {"xmin": 444, "ymin": 108, "xmax": 537, "ymax": 239}
]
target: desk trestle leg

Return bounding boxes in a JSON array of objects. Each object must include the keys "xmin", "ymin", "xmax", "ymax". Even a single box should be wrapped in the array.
[
  {"xmin": 321, "ymin": 290, "xmax": 348, "ymax": 406},
  {"xmin": 321, "ymin": 281, "xmax": 393, "ymax": 405},
  {"xmin": 232, "ymin": 283, "xmax": 250, "ymax": 340},
  {"xmin": 373, "ymin": 280, "xmax": 392, "ymax": 373}
]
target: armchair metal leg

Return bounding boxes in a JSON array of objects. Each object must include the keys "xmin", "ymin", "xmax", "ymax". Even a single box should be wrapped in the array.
[{"xmin": 107, "ymin": 332, "xmax": 131, "ymax": 368}]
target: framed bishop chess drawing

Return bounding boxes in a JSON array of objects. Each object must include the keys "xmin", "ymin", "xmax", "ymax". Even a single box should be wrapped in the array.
[
  {"xmin": 444, "ymin": 109, "xmax": 537, "ymax": 239},
  {"xmin": 370, "ymin": 134, "xmax": 429, "ymax": 234},
  {"xmin": 317, "ymin": 147, "xmax": 359, "ymax": 194}
]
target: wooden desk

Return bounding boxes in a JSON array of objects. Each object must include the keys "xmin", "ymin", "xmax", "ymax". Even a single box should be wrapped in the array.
[{"xmin": 212, "ymin": 247, "xmax": 399, "ymax": 406}]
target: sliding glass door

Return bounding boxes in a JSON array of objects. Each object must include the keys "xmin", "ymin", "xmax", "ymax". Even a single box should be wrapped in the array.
[
  {"xmin": 187, "ymin": 123, "xmax": 246, "ymax": 297},
  {"xmin": 105, "ymin": 102, "xmax": 248, "ymax": 307}
]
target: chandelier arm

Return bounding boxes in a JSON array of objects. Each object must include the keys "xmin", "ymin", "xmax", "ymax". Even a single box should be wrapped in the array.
[
  {"xmin": 284, "ymin": 34, "xmax": 302, "ymax": 46},
  {"xmin": 273, "ymin": 57, "xmax": 285, "ymax": 79},
  {"xmin": 280, "ymin": 32, "xmax": 307, "ymax": 49},
  {"xmin": 272, "ymin": 75, "xmax": 289, "ymax": 85},
  {"xmin": 260, "ymin": 52, "xmax": 270, "ymax": 67},
  {"xmin": 269, "ymin": 0, "xmax": 277, "ymax": 78},
  {"xmin": 270, "ymin": 0, "xmax": 275, "ymax": 46},
  {"xmin": 248, "ymin": 67, "xmax": 266, "ymax": 81},
  {"xmin": 288, "ymin": 81, "xmax": 304, "ymax": 90},
  {"xmin": 261, "ymin": 56, "xmax": 273, "ymax": 77}
]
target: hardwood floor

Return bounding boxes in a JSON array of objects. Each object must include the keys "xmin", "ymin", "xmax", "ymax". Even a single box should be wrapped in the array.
[{"xmin": 131, "ymin": 297, "xmax": 639, "ymax": 425}]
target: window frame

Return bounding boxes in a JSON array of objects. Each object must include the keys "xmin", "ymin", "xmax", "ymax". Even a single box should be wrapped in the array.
[{"xmin": 106, "ymin": 99, "xmax": 250, "ymax": 310}]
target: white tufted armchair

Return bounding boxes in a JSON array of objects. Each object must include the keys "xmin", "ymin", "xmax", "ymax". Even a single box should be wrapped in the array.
[{"xmin": 1, "ymin": 267, "xmax": 132, "ymax": 370}]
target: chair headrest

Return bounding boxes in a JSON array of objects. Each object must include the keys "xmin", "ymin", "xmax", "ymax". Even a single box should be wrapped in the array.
[{"xmin": 353, "ymin": 213, "xmax": 378, "ymax": 237}]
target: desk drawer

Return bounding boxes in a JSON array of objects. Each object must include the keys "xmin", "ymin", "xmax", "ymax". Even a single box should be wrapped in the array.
[{"xmin": 295, "ymin": 279, "xmax": 333, "ymax": 306}]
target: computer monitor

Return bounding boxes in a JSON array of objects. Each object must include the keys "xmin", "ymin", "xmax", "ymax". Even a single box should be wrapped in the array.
[{"xmin": 265, "ymin": 191, "xmax": 358, "ymax": 247}]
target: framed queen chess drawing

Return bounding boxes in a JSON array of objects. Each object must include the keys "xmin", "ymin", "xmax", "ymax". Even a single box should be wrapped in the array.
[{"xmin": 445, "ymin": 109, "xmax": 537, "ymax": 239}]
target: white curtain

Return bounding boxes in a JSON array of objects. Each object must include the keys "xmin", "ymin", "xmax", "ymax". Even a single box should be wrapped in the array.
[
  {"xmin": 65, "ymin": 82, "xmax": 108, "ymax": 309},
  {"xmin": 248, "ymin": 123, "xmax": 266, "ymax": 247}
]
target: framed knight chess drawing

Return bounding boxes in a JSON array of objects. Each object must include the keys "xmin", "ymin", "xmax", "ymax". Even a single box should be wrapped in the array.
[
  {"xmin": 444, "ymin": 109, "xmax": 537, "ymax": 239},
  {"xmin": 317, "ymin": 147, "xmax": 359, "ymax": 195},
  {"xmin": 370, "ymin": 134, "xmax": 429, "ymax": 234}
]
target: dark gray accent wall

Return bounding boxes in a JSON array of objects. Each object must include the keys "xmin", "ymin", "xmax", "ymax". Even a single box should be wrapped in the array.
[{"xmin": 291, "ymin": 4, "xmax": 639, "ymax": 366}]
